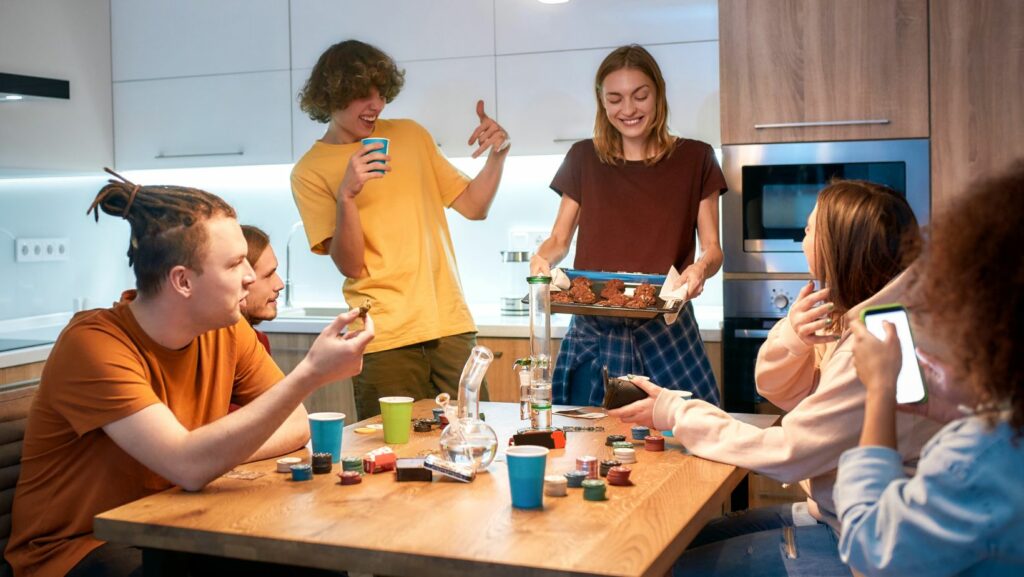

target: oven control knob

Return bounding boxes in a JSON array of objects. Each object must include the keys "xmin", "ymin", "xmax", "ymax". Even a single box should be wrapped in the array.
[{"xmin": 772, "ymin": 293, "xmax": 790, "ymax": 311}]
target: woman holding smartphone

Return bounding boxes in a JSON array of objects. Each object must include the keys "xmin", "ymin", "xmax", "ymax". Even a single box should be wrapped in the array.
[
  {"xmin": 838, "ymin": 163, "xmax": 1024, "ymax": 576},
  {"xmin": 530, "ymin": 44, "xmax": 726, "ymax": 406},
  {"xmin": 611, "ymin": 180, "xmax": 943, "ymax": 576}
]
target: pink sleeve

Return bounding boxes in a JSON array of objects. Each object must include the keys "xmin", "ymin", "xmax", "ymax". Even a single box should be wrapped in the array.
[{"xmin": 755, "ymin": 318, "xmax": 818, "ymax": 410}]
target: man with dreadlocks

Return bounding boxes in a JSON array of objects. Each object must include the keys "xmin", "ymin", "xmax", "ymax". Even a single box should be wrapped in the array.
[
  {"xmin": 6, "ymin": 170, "xmax": 372, "ymax": 577},
  {"xmin": 291, "ymin": 40, "xmax": 509, "ymax": 421}
]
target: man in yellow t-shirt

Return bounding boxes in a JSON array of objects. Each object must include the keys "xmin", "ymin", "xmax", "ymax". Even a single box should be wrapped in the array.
[{"xmin": 291, "ymin": 40, "xmax": 510, "ymax": 420}]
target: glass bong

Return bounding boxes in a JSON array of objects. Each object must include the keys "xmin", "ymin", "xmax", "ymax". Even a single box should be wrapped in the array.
[
  {"xmin": 437, "ymin": 345, "xmax": 499, "ymax": 471},
  {"xmin": 526, "ymin": 275, "xmax": 553, "ymax": 430}
]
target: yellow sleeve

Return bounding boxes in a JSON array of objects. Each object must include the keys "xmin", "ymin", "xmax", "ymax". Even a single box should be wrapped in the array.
[
  {"xmin": 290, "ymin": 163, "xmax": 336, "ymax": 255},
  {"xmin": 417, "ymin": 122, "xmax": 471, "ymax": 207}
]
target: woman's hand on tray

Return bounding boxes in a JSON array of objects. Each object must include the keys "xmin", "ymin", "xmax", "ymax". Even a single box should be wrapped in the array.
[{"xmin": 677, "ymin": 261, "xmax": 708, "ymax": 300}]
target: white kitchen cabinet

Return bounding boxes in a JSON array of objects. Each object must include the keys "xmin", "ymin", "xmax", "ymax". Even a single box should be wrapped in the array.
[
  {"xmin": 111, "ymin": 0, "xmax": 289, "ymax": 82},
  {"xmin": 495, "ymin": 0, "xmax": 718, "ymax": 55},
  {"xmin": 497, "ymin": 41, "xmax": 721, "ymax": 155},
  {"xmin": 291, "ymin": 57, "xmax": 495, "ymax": 160},
  {"xmin": 113, "ymin": 71, "xmax": 292, "ymax": 170},
  {"xmin": 289, "ymin": 0, "xmax": 494, "ymax": 69}
]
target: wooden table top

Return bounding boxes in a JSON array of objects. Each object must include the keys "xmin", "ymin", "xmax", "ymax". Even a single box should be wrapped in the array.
[{"xmin": 95, "ymin": 401, "xmax": 777, "ymax": 577}]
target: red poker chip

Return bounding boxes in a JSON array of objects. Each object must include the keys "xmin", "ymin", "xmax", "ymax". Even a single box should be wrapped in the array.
[{"xmin": 339, "ymin": 471, "xmax": 363, "ymax": 485}]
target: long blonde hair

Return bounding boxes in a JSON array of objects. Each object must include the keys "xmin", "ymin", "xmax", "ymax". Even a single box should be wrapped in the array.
[{"xmin": 593, "ymin": 44, "xmax": 673, "ymax": 166}]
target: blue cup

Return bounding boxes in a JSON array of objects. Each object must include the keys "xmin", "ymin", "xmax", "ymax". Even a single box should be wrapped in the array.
[
  {"xmin": 506, "ymin": 445, "xmax": 549, "ymax": 509},
  {"xmin": 360, "ymin": 137, "xmax": 390, "ymax": 173},
  {"xmin": 309, "ymin": 412, "xmax": 345, "ymax": 463}
]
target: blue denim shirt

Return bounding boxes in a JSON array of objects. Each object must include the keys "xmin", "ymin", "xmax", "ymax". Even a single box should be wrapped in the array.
[{"xmin": 834, "ymin": 415, "xmax": 1024, "ymax": 576}]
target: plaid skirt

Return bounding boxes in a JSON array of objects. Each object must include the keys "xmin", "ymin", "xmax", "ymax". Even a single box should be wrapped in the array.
[{"xmin": 552, "ymin": 301, "xmax": 719, "ymax": 406}]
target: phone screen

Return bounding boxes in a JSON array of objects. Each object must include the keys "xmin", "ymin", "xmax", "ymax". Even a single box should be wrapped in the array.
[{"xmin": 862, "ymin": 306, "xmax": 927, "ymax": 404}]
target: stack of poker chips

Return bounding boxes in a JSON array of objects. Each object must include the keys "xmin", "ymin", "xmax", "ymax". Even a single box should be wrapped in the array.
[
  {"xmin": 611, "ymin": 441, "xmax": 634, "ymax": 450},
  {"xmin": 338, "ymin": 470, "xmax": 362, "ymax": 485},
  {"xmin": 311, "ymin": 452, "xmax": 333, "ymax": 474},
  {"xmin": 413, "ymin": 418, "xmax": 435, "ymax": 433},
  {"xmin": 644, "ymin": 435, "xmax": 665, "ymax": 452},
  {"xmin": 582, "ymin": 479, "xmax": 607, "ymax": 501},
  {"xmin": 543, "ymin": 475, "xmax": 568, "ymax": 497},
  {"xmin": 564, "ymin": 470, "xmax": 587, "ymax": 488},
  {"xmin": 599, "ymin": 459, "xmax": 621, "ymax": 477},
  {"xmin": 276, "ymin": 457, "xmax": 302, "ymax": 473},
  {"xmin": 605, "ymin": 434, "xmax": 626, "ymax": 446},
  {"xmin": 613, "ymin": 447, "xmax": 637, "ymax": 464},
  {"xmin": 290, "ymin": 463, "xmax": 313, "ymax": 482},
  {"xmin": 630, "ymin": 425, "xmax": 650, "ymax": 441},
  {"xmin": 606, "ymin": 466, "xmax": 633, "ymax": 486},
  {"xmin": 341, "ymin": 456, "xmax": 364, "ymax": 475},
  {"xmin": 576, "ymin": 455, "xmax": 599, "ymax": 479}
]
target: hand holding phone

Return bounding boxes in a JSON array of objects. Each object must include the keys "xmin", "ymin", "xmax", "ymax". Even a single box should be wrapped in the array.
[{"xmin": 858, "ymin": 304, "xmax": 928, "ymax": 404}]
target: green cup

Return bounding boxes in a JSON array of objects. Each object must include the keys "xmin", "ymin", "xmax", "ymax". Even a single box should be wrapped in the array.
[{"xmin": 379, "ymin": 396, "xmax": 414, "ymax": 444}]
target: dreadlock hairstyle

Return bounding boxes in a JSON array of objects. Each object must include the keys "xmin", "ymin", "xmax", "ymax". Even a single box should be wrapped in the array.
[{"xmin": 88, "ymin": 168, "xmax": 237, "ymax": 296}]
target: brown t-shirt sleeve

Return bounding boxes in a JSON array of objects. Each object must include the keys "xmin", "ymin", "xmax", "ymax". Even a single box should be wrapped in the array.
[
  {"xmin": 231, "ymin": 319, "xmax": 286, "ymax": 406},
  {"xmin": 47, "ymin": 323, "xmax": 162, "ymax": 437},
  {"xmin": 550, "ymin": 141, "xmax": 584, "ymax": 203},
  {"xmin": 701, "ymin": 142, "xmax": 728, "ymax": 199}
]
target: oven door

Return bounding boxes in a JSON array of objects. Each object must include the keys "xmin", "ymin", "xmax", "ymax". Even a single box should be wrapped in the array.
[
  {"xmin": 722, "ymin": 139, "xmax": 930, "ymax": 274},
  {"xmin": 721, "ymin": 318, "xmax": 773, "ymax": 413}
]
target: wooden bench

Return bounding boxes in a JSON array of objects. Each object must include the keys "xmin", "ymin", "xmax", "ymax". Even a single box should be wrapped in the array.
[{"xmin": 0, "ymin": 384, "xmax": 38, "ymax": 577}]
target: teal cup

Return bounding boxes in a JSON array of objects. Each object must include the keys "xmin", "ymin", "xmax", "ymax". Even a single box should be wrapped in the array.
[
  {"xmin": 309, "ymin": 412, "xmax": 345, "ymax": 463},
  {"xmin": 360, "ymin": 137, "xmax": 390, "ymax": 173},
  {"xmin": 506, "ymin": 445, "xmax": 549, "ymax": 509}
]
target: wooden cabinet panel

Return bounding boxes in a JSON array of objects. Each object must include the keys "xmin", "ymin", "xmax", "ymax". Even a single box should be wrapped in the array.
[
  {"xmin": 930, "ymin": 0, "xmax": 1024, "ymax": 212},
  {"xmin": 0, "ymin": 362, "xmax": 45, "ymax": 388},
  {"xmin": 265, "ymin": 333, "xmax": 355, "ymax": 419},
  {"xmin": 477, "ymin": 337, "xmax": 563, "ymax": 403},
  {"xmin": 720, "ymin": 0, "xmax": 929, "ymax": 144}
]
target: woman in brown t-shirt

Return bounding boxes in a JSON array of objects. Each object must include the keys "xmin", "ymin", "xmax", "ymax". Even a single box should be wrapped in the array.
[{"xmin": 531, "ymin": 44, "xmax": 727, "ymax": 407}]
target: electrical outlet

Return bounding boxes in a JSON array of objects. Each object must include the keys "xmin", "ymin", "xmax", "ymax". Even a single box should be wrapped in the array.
[{"xmin": 15, "ymin": 238, "xmax": 70, "ymax": 262}]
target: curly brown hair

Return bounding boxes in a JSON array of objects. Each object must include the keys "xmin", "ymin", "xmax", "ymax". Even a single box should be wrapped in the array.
[
  {"xmin": 814, "ymin": 180, "xmax": 922, "ymax": 333},
  {"xmin": 299, "ymin": 40, "xmax": 405, "ymax": 124},
  {"xmin": 917, "ymin": 161, "xmax": 1024, "ymax": 436}
]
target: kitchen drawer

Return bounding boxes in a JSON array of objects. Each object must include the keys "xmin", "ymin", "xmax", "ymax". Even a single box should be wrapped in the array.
[{"xmin": 113, "ymin": 71, "xmax": 292, "ymax": 170}]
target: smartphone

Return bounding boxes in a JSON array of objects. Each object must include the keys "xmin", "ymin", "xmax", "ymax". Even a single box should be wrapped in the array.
[{"xmin": 860, "ymin": 304, "xmax": 928, "ymax": 404}]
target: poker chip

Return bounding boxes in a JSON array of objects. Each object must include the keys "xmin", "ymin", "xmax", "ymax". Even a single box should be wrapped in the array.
[
  {"xmin": 312, "ymin": 452, "xmax": 333, "ymax": 474},
  {"xmin": 564, "ymin": 470, "xmax": 587, "ymax": 488},
  {"xmin": 413, "ymin": 419, "xmax": 434, "ymax": 433},
  {"xmin": 354, "ymin": 427, "xmax": 377, "ymax": 434},
  {"xmin": 644, "ymin": 435, "xmax": 665, "ymax": 452},
  {"xmin": 605, "ymin": 434, "xmax": 626, "ymax": 446},
  {"xmin": 339, "ymin": 470, "xmax": 362, "ymax": 485},
  {"xmin": 290, "ymin": 463, "xmax": 313, "ymax": 482},
  {"xmin": 613, "ymin": 447, "xmax": 637, "ymax": 464},
  {"xmin": 341, "ymin": 456, "xmax": 364, "ymax": 473},
  {"xmin": 630, "ymin": 425, "xmax": 650, "ymax": 441},
  {"xmin": 543, "ymin": 475, "xmax": 568, "ymax": 497},
  {"xmin": 599, "ymin": 459, "xmax": 621, "ymax": 477},
  {"xmin": 276, "ymin": 457, "xmax": 302, "ymax": 473},
  {"xmin": 582, "ymin": 479, "xmax": 607, "ymax": 501},
  {"xmin": 432, "ymin": 408, "xmax": 445, "ymax": 422},
  {"xmin": 612, "ymin": 441, "xmax": 634, "ymax": 449},
  {"xmin": 606, "ymin": 466, "xmax": 633, "ymax": 486},
  {"xmin": 576, "ymin": 456, "xmax": 599, "ymax": 479}
]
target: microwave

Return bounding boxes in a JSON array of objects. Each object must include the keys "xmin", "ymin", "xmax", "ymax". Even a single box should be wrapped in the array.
[{"xmin": 721, "ymin": 139, "xmax": 930, "ymax": 274}]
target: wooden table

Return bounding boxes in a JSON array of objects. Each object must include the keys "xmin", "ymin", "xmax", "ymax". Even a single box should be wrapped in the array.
[{"xmin": 95, "ymin": 401, "xmax": 777, "ymax": 577}]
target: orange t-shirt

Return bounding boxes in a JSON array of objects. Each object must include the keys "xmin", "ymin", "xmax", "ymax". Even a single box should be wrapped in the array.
[{"xmin": 5, "ymin": 300, "xmax": 284, "ymax": 577}]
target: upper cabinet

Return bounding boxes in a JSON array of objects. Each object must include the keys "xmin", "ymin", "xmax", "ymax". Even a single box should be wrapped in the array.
[
  {"xmin": 498, "ymin": 42, "xmax": 721, "ymax": 155},
  {"xmin": 111, "ymin": 0, "xmax": 289, "ymax": 81},
  {"xmin": 930, "ymin": 0, "xmax": 1024, "ymax": 212},
  {"xmin": 292, "ymin": 57, "xmax": 496, "ymax": 160},
  {"xmin": 290, "ymin": 0, "xmax": 494, "ymax": 67},
  {"xmin": 719, "ymin": 0, "xmax": 929, "ymax": 144},
  {"xmin": 495, "ymin": 0, "xmax": 718, "ymax": 54}
]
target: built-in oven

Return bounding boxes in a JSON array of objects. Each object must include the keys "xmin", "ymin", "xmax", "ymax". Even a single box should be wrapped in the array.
[{"xmin": 720, "ymin": 139, "xmax": 930, "ymax": 412}]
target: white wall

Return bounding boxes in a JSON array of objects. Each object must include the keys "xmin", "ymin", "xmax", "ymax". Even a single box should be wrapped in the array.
[{"xmin": 0, "ymin": 0, "xmax": 113, "ymax": 175}]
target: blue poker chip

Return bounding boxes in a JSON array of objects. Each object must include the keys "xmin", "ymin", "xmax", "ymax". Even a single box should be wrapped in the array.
[
  {"xmin": 290, "ymin": 463, "xmax": 313, "ymax": 481},
  {"xmin": 564, "ymin": 470, "xmax": 587, "ymax": 488}
]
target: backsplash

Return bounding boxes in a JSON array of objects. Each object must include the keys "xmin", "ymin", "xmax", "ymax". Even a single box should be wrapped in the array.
[{"xmin": 0, "ymin": 156, "xmax": 723, "ymax": 321}]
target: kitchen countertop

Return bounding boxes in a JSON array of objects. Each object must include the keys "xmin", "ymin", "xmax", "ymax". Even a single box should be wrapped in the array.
[{"xmin": 0, "ymin": 305, "xmax": 723, "ymax": 370}]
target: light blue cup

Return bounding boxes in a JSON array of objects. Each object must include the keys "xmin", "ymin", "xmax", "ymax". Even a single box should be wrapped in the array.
[
  {"xmin": 661, "ymin": 390, "xmax": 693, "ymax": 437},
  {"xmin": 506, "ymin": 445, "xmax": 549, "ymax": 509},
  {"xmin": 309, "ymin": 412, "xmax": 345, "ymax": 463},
  {"xmin": 360, "ymin": 137, "xmax": 389, "ymax": 173}
]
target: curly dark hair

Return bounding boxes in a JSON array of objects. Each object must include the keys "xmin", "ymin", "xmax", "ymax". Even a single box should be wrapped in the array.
[
  {"xmin": 299, "ymin": 40, "xmax": 405, "ymax": 123},
  {"xmin": 917, "ymin": 161, "xmax": 1024, "ymax": 436}
]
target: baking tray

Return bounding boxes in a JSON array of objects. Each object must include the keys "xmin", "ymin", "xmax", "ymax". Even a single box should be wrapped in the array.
[{"xmin": 524, "ymin": 270, "xmax": 683, "ymax": 319}]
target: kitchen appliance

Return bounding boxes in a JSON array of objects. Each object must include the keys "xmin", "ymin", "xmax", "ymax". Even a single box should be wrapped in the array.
[
  {"xmin": 500, "ymin": 250, "xmax": 531, "ymax": 316},
  {"xmin": 720, "ymin": 139, "xmax": 930, "ymax": 412}
]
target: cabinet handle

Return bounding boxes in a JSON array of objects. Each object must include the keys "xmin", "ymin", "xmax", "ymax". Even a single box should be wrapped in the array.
[
  {"xmin": 753, "ymin": 119, "xmax": 890, "ymax": 129},
  {"xmin": 553, "ymin": 137, "xmax": 588, "ymax": 143},
  {"xmin": 154, "ymin": 150, "xmax": 245, "ymax": 159},
  {"xmin": 493, "ymin": 351, "xmax": 504, "ymax": 359},
  {"xmin": 733, "ymin": 329, "xmax": 771, "ymax": 339}
]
